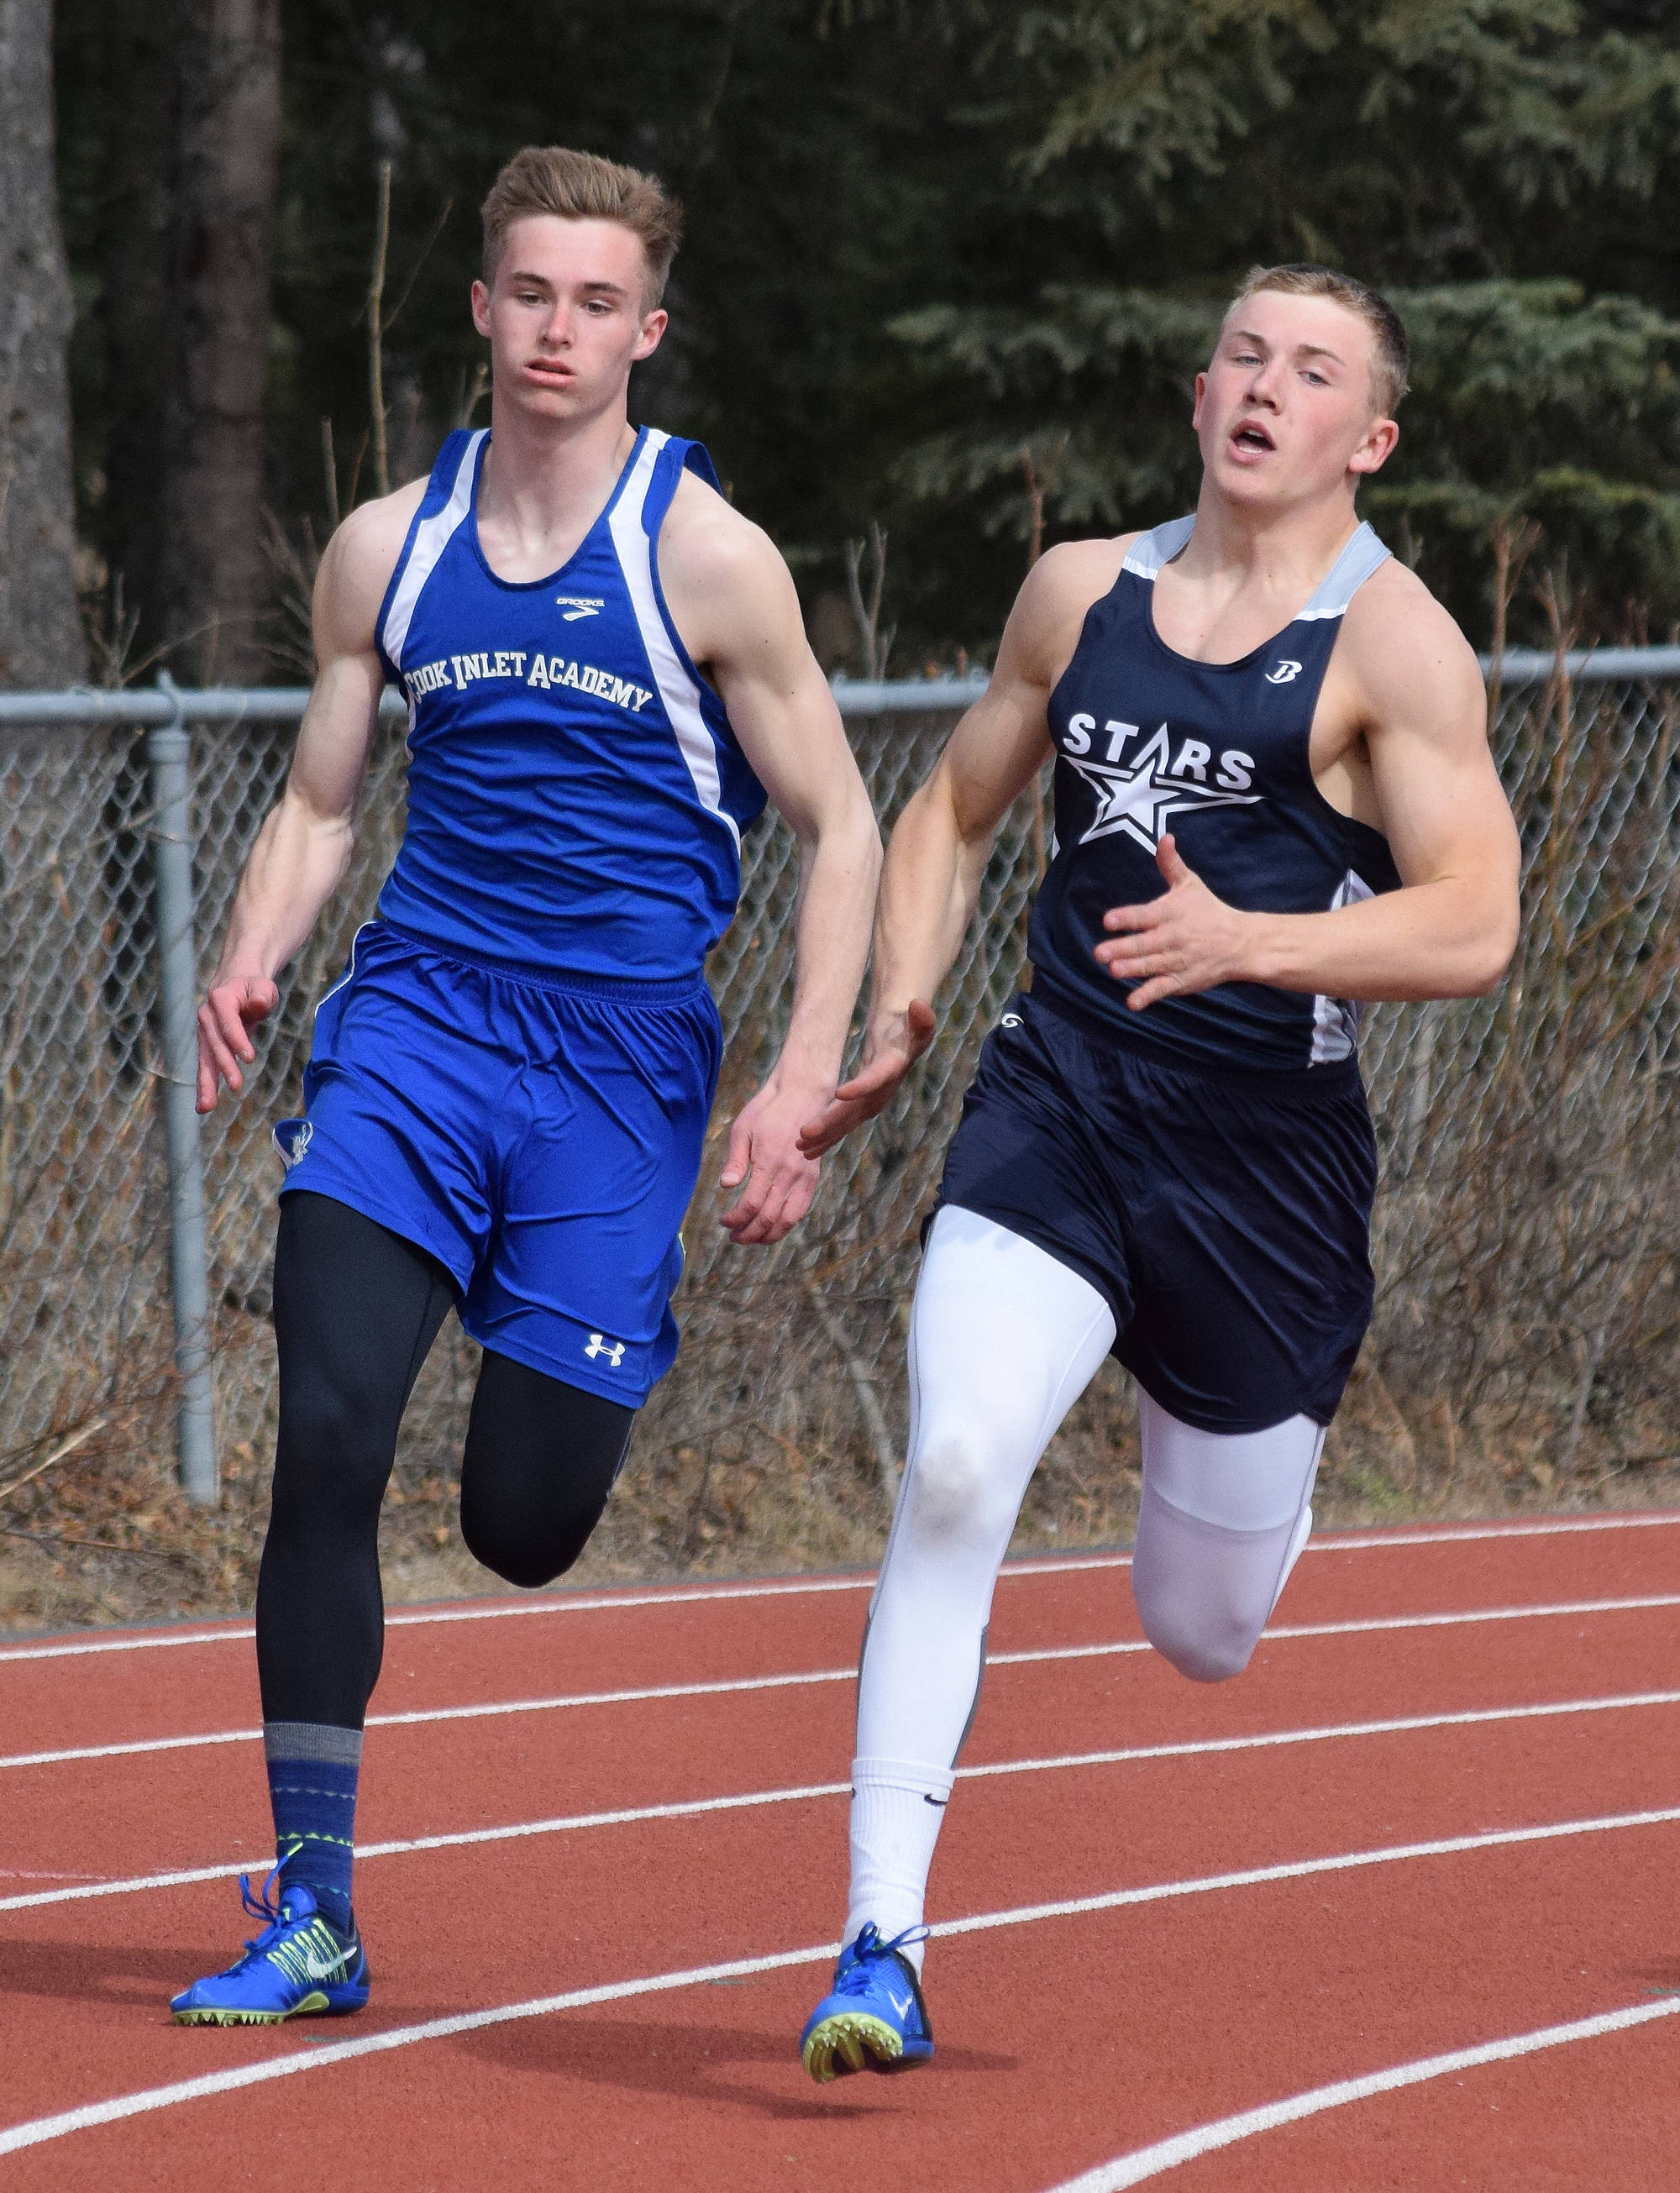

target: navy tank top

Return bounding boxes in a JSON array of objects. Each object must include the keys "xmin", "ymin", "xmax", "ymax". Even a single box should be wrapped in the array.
[
  {"xmin": 373, "ymin": 426, "xmax": 767, "ymax": 983},
  {"xmin": 1028, "ymin": 515, "xmax": 1402, "ymax": 1070}
]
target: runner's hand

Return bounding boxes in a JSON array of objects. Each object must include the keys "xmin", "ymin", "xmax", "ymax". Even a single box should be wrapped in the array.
[
  {"xmin": 718, "ymin": 1077, "xmax": 831, "ymax": 1246},
  {"xmin": 197, "ymin": 974, "xmax": 280, "ymax": 1112},
  {"xmin": 795, "ymin": 999, "xmax": 936, "ymax": 1158},
  {"xmin": 1094, "ymin": 836, "xmax": 1253, "ymax": 1008}
]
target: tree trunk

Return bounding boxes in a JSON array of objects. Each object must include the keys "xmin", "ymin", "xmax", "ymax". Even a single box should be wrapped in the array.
[
  {"xmin": 98, "ymin": 0, "xmax": 178, "ymax": 665},
  {"xmin": 160, "ymin": 0, "xmax": 280, "ymax": 685},
  {"xmin": 0, "ymin": 0, "xmax": 88, "ymax": 686}
]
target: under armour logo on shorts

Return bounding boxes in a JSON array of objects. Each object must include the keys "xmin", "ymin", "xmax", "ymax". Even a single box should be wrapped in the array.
[
  {"xmin": 1264, "ymin": 658, "xmax": 1303, "ymax": 685},
  {"xmin": 272, "ymin": 1118, "xmax": 313, "ymax": 1168},
  {"xmin": 585, "ymin": 1333, "xmax": 626, "ymax": 1368}
]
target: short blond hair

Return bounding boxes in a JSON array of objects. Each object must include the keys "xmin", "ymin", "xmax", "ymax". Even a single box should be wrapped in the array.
[
  {"xmin": 1230, "ymin": 263, "xmax": 1410, "ymax": 417},
  {"xmin": 480, "ymin": 146, "xmax": 684, "ymax": 307}
]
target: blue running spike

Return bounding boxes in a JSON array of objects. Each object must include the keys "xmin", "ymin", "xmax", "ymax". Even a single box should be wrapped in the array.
[
  {"xmin": 800, "ymin": 1924, "xmax": 934, "ymax": 2083},
  {"xmin": 171, "ymin": 1856, "xmax": 370, "ymax": 2026}
]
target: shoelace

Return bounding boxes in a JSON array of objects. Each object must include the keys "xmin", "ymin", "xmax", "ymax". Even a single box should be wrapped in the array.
[
  {"xmin": 832, "ymin": 1923, "xmax": 929, "ymax": 1996},
  {"xmin": 232, "ymin": 1839, "xmax": 309, "ymax": 1962}
]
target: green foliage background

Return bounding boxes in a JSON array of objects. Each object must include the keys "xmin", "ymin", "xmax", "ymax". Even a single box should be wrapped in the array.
[{"xmin": 54, "ymin": 0, "xmax": 1680, "ymax": 660}]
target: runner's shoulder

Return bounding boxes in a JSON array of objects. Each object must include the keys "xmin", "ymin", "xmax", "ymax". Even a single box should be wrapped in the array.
[
  {"xmin": 315, "ymin": 478, "xmax": 430, "ymax": 657},
  {"xmin": 661, "ymin": 464, "xmax": 784, "ymax": 588},
  {"xmin": 1004, "ymin": 533, "xmax": 1137, "ymax": 682},
  {"xmin": 659, "ymin": 468, "xmax": 801, "ymax": 659},
  {"xmin": 1341, "ymin": 552, "xmax": 1484, "ymax": 728}
]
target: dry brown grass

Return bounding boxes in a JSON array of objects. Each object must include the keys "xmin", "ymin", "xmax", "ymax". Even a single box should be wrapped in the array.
[{"xmin": 3, "ymin": 1334, "xmax": 1675, "ymax": 1642}]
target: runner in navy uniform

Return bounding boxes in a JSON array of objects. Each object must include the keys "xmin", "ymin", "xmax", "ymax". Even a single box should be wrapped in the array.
[
  {"xmin": 795, "ymin": 264, "xmax": 1520, "ymax": 2079},
  {"xmin": 172, "ymin": 147, "xmax": 879, "ymax": 2024}
]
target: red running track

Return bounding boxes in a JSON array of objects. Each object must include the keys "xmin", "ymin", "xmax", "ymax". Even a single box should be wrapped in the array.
[{"xmin": 2, "ymin": 1514, "xmax": 1677, "ymax": 2190}]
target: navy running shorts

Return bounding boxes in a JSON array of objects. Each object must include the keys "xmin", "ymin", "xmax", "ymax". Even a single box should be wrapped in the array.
[
  {"xmin": 932, "ymin": 989, "xmax": 1378, "ymax": 1434},
  {"xmin": 274, "ymin": 921, "xmax": 722, "ymax": 1406}
]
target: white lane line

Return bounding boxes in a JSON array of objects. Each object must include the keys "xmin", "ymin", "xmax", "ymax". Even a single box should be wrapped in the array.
[
  {"xmin": 1304, "ymin": 1514, "xmax": 1680, "ymax": 1551},
  {"xmin": 1042, "ymin": 1996, "xmax": 1680, "ymax": 2190},
  {"xmin": 4, "ymin": 1803, "xmax": 1678, "ymax": 2159},
  {"xmin": 0, "ymin": 1561, "xmax": 1097, "ymax": 1666},
  {"xmin": 10, "ymin": 1590, "xmax": 1680, "ymax": 1775},
  {"xmin": 8, "ymin": 1686, "xmax": 1678, "ymax": 1914},
  {"xmin": 959, "ymin": 1687, "xmax": 1680, "ymax": 1784},
  {"xmin": 3, "ymin": 1512, "xmax": 1676, "ymax": 1666}
]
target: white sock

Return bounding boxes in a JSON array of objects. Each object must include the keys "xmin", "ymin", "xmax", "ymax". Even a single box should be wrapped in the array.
[{"xmin": 843, "ymin": 1759, "xmax": 955, "ymax": 1975}]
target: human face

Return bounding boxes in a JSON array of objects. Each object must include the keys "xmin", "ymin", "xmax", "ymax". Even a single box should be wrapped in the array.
[
  {"xmin": 470, "ymin": 215, "xmax": 666, "ymax": 425},
  {"xmin": 1192, "ymin": 290, "xmax": 1399, "ymax": 514}
]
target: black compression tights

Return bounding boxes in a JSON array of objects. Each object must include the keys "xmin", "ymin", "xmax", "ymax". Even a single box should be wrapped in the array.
[{"xmin": 255, "ymin": 1192, "xmax": 634, "ymax": 1729}]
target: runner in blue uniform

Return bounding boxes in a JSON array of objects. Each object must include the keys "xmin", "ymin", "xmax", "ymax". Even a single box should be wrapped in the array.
[
  {"xmin": 173, "ymin": 145, "xmax": 879, "ymax": 2024},
  {"xmin": 793, "ymin": 265, "xmax": 1520, "ymax": 2080}
]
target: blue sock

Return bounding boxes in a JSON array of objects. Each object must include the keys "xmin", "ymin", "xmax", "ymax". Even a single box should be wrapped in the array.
[{"xmin": 264, "ymin": 1722, "xmax": 360, "ymax": 1933}]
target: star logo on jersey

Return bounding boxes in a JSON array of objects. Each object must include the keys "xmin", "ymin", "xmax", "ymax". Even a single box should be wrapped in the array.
[{"xmin": 1068, "ymin": 754, "xmax": 1259, "ymax": 853}]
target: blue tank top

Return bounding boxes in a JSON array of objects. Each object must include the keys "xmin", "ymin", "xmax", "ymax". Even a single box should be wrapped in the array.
[
  {"xmin": 1028, "ymin": 515, "xmax": 1402, "ymax": 1071},
  {"xmin": 372, "ymin": 425, "xmax": 767, "ymax": 982}
]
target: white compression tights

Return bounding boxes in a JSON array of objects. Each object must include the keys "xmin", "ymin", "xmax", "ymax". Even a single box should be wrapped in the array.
[{"xmin": 845, "ymin": 1206, "xmax": 1325, "ymax": 1970}]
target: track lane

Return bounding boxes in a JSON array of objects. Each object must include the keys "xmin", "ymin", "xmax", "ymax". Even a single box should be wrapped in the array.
[
  {"xmin": 3, "ymin": 1810, "xmax": 1675, "ymax": 2190},
  {"xmin": 9, "ymin": 1591, "xmax": 1679, "ymax": 1776},
  {"xmin": 2, "ymin": 1680, "xmax": 1676, "ymax": 2130},
  {"xmin": 3, "ymin": 1511, "xmax": 1676, "ymax": 1750},
  {"xmin": 1053, "ymin": 2003, "xmax": 1680, "ymax": 2191},
  {"xmin": 4, "ymin": 1514, "xmax": 1677, "ymax": 2185},
  {"xmin": 8, "ymin": 1599, "xmax": 1680, "ymax": 1887}
]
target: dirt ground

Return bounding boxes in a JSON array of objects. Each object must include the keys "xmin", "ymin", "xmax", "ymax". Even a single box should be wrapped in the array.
[{"xmin": 2, "ymin": 1351, "xmax": 1675, "ymax": 1640}]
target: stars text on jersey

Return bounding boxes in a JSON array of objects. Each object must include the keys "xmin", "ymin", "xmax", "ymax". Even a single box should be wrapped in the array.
[{"xmin": 1061, "ymin": 716, "xmax": 1259, "ymax": 853}]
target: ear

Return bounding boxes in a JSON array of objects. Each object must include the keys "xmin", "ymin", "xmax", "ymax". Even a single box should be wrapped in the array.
[
  {"xmin": 1191, "ymin": 369, "xmax": 1208, "ymax": 428},
  {"xmin": 1349, "ymin": 415, "xmax": 1399, "ymax": 477},
  {"xmin": 470, "ymin": 279, "xmax": 492, "ymax": 341},
  {"xmin": 633, "ymin": 307, "xmax": 669, "ymax": 363}
]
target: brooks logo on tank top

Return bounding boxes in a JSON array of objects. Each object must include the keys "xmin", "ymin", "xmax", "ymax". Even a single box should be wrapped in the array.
[
  {"xmin": 1029, "ymin": 514, "xmax": 1401, "ymax": 1069},
  {"xmin": 373, "ymin": 426, "xmax": 767, "ymax": 982}
]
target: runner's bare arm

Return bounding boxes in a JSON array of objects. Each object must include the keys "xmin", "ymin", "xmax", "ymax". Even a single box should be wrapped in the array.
[
  {"xmin": 798, "ymin": 541, "xmax": 1121, "ymax": 1157},
  {"xmin": 1095, "ymin": 573, "xmax": 1520, "ymax": 1009},
  {"xmin": 195, "ymin": 485, "xmax": 423, "ymax": 1113},
  {"xmin": 661, "ymin": 479, "xmax": 882, "ymax": 1246}
]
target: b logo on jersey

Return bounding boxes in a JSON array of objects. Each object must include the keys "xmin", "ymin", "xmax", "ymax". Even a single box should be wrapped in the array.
[
  {"xmin": 1265, "ymin": 658, "xmax": 1303, "ymax": 685},
  {"xmin": 1060, "ymin": 716, "xmax": 1260, "ymax": 853}
]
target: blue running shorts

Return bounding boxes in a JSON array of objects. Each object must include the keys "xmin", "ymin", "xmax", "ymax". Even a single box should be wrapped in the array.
[
  {"xmin": 274, "ymin": 922, "xmax": 722, "ymax": 1406},
  {"xmin": 932, "ymin": 989, "xmax": 1378, "ymax": 1435}
]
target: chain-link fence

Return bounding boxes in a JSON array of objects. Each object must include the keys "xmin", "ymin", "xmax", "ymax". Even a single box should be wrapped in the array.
[{"xmin": 3, "ymin": 653, "xmax": 1678, "ymax": 1519}]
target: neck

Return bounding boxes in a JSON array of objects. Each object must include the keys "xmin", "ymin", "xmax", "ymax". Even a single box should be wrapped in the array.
[
  {"xmin": 478, "ymin": 393, "xmax": 638, "ymax": 539},
  {"xmin": 1183, "ymin": 477, "xmax": 1362, "ymax": 588}
]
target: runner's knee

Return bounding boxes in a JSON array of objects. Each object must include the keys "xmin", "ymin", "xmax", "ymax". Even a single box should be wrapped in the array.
[
  {"xmin": 900, "ymin": 1424, "xmax": 1019, "ymax": 1549},
  {"xmin": 458, "ymin": 1354, "xmax": 633, "ymax": 1588},
  {"xmin": 1132, "ymin": 1542, "xmax": 1262, "ymax": 1683}
]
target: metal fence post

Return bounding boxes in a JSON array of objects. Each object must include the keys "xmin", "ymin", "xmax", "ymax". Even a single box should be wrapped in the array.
[{"xmin": 147, "ymin": 674, "xmax": 218, "ymax": 1504}]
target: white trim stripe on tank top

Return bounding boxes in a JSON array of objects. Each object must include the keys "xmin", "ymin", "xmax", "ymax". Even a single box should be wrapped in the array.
[
  {"xmin": 1122, "ymin": 515, "xmax": 1390, "ymax": 608},
  {"xmin": 1121, "ymin": 515, "xmax": 1194, "ymax": 580},
  {"xmin": 1295, "ymin": 522, "xmax": 1390, "ymax": 618},
  {"xmin": 378, "ymin": 429, "xmax": 486, "ymax": 671},
  {"xmin": 607, "ymin": 429, "xmax": 741, "ymax": 855},
  {"xmin": 1310, "ymin": 870, "xmax": 1376, "ymax": 1063}
]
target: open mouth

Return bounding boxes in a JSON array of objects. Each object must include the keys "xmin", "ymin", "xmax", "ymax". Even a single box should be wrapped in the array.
[{"xmin": 1231, "ymin": 422, "xmax": 1275, "ymax": 454}]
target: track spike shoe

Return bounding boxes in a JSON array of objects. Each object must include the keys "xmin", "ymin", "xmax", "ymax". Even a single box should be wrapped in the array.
[
  {"xmin": 801, "ymin": 1923, "xmax": 933, "ymax": 2082},
  {"xmin": 171, "ymin": 1860, "xmax": 369, "ymax": 2026}
]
